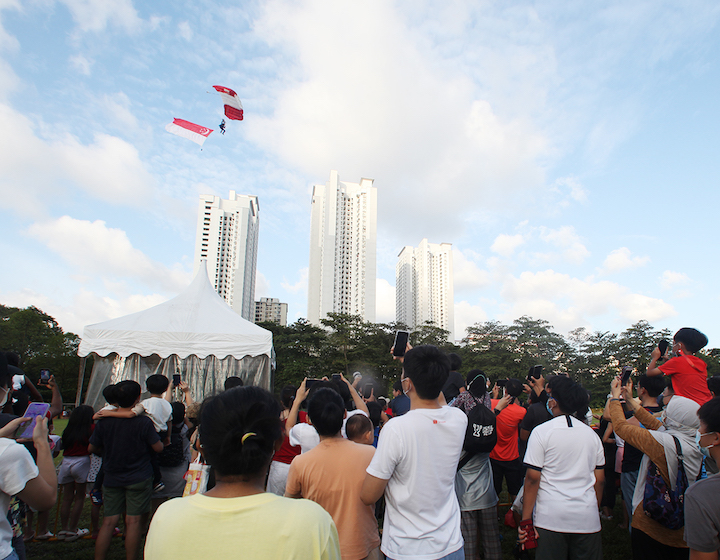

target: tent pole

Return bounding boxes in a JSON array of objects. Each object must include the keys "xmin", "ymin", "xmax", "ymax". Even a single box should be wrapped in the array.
[{"xmin": 75, "ymin": 357, "xmax": 87, "ymax": 407}]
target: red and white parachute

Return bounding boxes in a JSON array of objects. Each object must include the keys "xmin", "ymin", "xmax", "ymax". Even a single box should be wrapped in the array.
[
  {"xmin": 213, "ymin": 85, "xmax": 244, "ymax": 120},
  {"xmin": 165, "ymin": 118, "xmax": 213, "ymax": 146}
]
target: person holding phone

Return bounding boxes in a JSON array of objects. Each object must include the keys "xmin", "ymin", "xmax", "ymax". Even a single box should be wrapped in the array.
[
  {"xmin": 647, "ymin": 328, "xmax": 712, "ymax": 406},
  {"xmin": 0, "ymin": 359, "xmax": 58, "ymax": 560}
]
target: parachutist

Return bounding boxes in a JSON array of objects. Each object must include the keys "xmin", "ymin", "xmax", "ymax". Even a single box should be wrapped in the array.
[{"xmin": 219, "ymin": 119, "xmax": 226, "ymax": 135}]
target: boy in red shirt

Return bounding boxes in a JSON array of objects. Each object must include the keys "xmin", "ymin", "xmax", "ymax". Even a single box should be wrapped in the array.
[
  {"xmin": 490, "ymin": 378, "xmax": 526, "ymax": 504},
  {"xmin": 647, "ymin": 327, "xmax": 712, "ymax": 405}
]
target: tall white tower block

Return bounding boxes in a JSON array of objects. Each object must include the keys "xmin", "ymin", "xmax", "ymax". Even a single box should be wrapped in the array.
[
  {"xmin": 396, "ymin": 239, "xmax": 454, "ymax": 341},
  {"xmin": 307, "ymin": 171, "xmax": 377, "ymax": 325},
  {"xmin": 193, "ymin": 191, "xmax": 259, "ymax": 320}
]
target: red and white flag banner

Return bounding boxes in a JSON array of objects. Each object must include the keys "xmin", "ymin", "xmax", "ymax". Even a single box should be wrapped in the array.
[
  {"xmin": 212, "ymin": 85, "xmax": 244, "ymax": 120},
  {"xmin": 165, "ymin": 118, "xmax": 213, "ymax": 146}
]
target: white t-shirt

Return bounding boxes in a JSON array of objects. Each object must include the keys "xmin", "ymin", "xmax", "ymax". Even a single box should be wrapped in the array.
[
  {"xmin": 366, "ymin": 406, "xmax": 467, "ymax": 560},
  {"xmin": 289, "ymin": 423, "xmax": 320, "ymax": 453},
  {"xmin": 342, "ymin": 409, "xmax": 368, "ymax": 438},
  {"xmin": 0, "ymin": 438, "xmax": 39, "ymax": 559},
  {"xmin": 289, "ymin": 409, "xmax": 369, "ymax": 453},
  {"xmin": 135, "ymin": 397, "xmax": 173, "ymax": 433},
  {"xmin": 523, "ymin": 414, "xmax": 605, "ymax": 534},
  {"xmin": 12, "ymin": 375, "xmax": 24, "ymax": 391}
]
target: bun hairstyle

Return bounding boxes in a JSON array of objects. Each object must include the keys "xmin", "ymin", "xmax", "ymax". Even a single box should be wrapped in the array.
[
  {"xmin": 199, "ymin": 386, "xmax": 282, "ymax": 477},
  {"xmin": 466, "ymin": 370, "xmax": 487, "ymax": 398},
  {"xmin": 307, "ymin": 388, "xmax": 345, "ymax": 436},
  {"xmin": 549, "ymin": 376, "xmax": 589, "ymax": 419}
]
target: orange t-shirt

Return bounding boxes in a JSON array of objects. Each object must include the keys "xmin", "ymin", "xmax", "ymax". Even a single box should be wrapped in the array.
[
  {"xmin": 285, "ymin": 438, "xmax": 380, "ymax": 560},
  {"xmin": 489, "ymin": 400, "xmax": 526, "ymax": 462}
]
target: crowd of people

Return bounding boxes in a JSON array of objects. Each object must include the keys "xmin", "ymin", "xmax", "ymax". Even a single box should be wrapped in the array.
[{"xmin": 1, "ymin": 326, "xmax": 719, "ymax": 560}]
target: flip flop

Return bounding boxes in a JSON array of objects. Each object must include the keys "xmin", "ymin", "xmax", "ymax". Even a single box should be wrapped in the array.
[
  {"xmin": 56, "ymin": 530, "xmax": 73, "ymax": 541},
  {"xmin": 35, "ymin": 531, "xmax": 54, "ymax": 541}
]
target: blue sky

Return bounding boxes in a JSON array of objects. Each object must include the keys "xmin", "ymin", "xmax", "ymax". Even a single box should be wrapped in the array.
[{"xmin": 1, "ymin": 0, "xmax": 719, "ymax": 346}]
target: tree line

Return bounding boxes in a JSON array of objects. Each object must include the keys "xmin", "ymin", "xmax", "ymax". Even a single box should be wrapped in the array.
[
  {"xmin": 3, "ymin": 304, "xmax": 719, "ymax": 408},
  {"xmin": 260, "ymin": 313, "xmax": 720, "ymax": 407}
]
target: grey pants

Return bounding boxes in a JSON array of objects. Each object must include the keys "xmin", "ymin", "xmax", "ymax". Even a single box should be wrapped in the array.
[{"xmin": 535, "ymin": 528, "xmax": 602, "ymax": 560}]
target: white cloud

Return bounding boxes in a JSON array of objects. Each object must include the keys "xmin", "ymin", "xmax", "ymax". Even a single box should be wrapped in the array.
[
  {"xmin": 499, "ymin": 269, "xmax": 676, "ymax": 332},
  {"xmin": 538, "ymin": 226, "xmax": 589, "ymax": 264},
  {"xmin": 0, "ymin": 286, "xmax": 168, "ymax": 335},
  {"xmin": 0, "ymin": 103, "xmax": 156, "ymax": 215},
  {"xmin": 375, "ymin": 278, "xmax": 396, "ymax": 324},
  {"xmin": 255, "ymin": 271, "xmax": 271, "ymax": 298},
  {"xmin": 453, "ymin": 247, "xmax": 491, "ymax": 292},
  {"xmin": 454, "ymin": 300, "xmax": 488, "ymax": 340},
  {"xmin": 660, "ymin": 270, "xmax": 691, "ymax": 289},
  {"xmin": 600, "ymin": 247, "xmax": 650, "ymax": 274},
  {"xmin": 660, "ymin": 270, "xmax": 693, "ymax": 299},
  {"xmin": 69, "ymin": 54, "xmax": 93, "ymax": 75},
  {"xmin": 59, "ymin": 0, "xmax": 142, "ymax": 33},
  {"xmin": 26, "ymin": 216, "xmax": 190, "ymax": 293},
  {"xmin": 553, "ymin": 176, "xmax": 588, "ymax": 205},
  {"xmin": 281, "ymin": 267, "xmax": 308, "ymax": 294},
  {"xmin": 491, "ymin": 234, "xmax": 525, "ymax": 257},
  {"xmin": 178, "ymin": 21, "xmax": 193, "ymax": 41},
  {"xmin": 250, "ymin": 0, "xmax": 551, "ymax": 240}
]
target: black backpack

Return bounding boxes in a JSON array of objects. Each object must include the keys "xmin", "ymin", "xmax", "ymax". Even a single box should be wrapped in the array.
[{"xmin": 458, "ymin": 394, "xmax": 497, "ymax": 470}]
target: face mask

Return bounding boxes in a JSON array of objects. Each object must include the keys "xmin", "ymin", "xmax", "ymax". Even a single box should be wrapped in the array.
[
  {"xmin": 0, "ymin": 387, "xmax": 8, "ymax": 408},
  {"xmin": 546, "ymin": 398, "xmax": 554, "ymax": 417},
  {"xmin": 696, "ymin": 430, "xmax": 716, "ymax": 459}
]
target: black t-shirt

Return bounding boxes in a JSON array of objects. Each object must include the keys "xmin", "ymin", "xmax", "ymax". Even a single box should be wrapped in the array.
[
  {"xmin": 520, "ymin": 402, "xmax": 552, "ymax": 434},
  {"xmin": 621, "ymin": 405, "xmax": 662, "ymax": 473},
  {"xmin": 90, "ymin": 416, "xmax": 160, "ymax": 486},
  {"xmin": 442, "ymin": 371, "xmax": 466, "ymax": 401}
]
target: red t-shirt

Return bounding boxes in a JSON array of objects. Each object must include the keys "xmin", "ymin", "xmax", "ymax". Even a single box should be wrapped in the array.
[
  {"xmin": 273, "ymin": 411, "xmax": 307, "ymax": 464},
  {"xmin": 489, "ymin": 400, "xmax": 526, "ymax": 462},
  {"xmin": 659, "ymin": 355, "xmax": 711, "ymax": 405},
  {"xmin": 63, "ymin": 423, "xmax": 95, "ymax": 457}
]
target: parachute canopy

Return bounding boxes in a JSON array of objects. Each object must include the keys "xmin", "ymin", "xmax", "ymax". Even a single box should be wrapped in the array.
[
  {"xmin": 213, "ymin": 85, "xmax": 244, "ymax": 121},
  {"xmin": 165, "ymin": 118, "xmax": 213, "ymax": 146}
]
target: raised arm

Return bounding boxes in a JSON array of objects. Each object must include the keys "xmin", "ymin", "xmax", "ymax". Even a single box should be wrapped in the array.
[
  {"xmin": 342, "ymin": 374, "xmax": 368, "ymax": 415},
  {"xmin": 286, "ymin": 379, "xmax": 308, "ymax": 432},
  {"xmin": 17, "ymin": 417, "xmax": 57, "ymax": 512},
  {"xmin": 646, "ymin": 346, "xmax": 665, "ymax": 377},
  {"xmin": 47, "ymin": 376, "xmax": 63, "ymax": 419}
]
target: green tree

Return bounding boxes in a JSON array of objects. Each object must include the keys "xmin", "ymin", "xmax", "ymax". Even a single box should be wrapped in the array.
[{"xmin": 0, "ymin": 304, "xmax": 86, "ymax": 403}]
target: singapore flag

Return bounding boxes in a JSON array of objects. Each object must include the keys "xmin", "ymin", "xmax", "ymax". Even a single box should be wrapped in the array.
[{"xmin": 165, "ymin": 118, "xmax": 213, "ymax": 146}]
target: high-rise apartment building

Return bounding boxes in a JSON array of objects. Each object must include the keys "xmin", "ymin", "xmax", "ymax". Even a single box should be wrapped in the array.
[
  {"xmin": 254, "ymin": 297, "xmax": 288, "ymax": 326},
  {"xmin": 396, "ymin": 239, "xmax": 454, "ymax": 341},
  {"xmin": 193, "ymin": 191, "xmax": 259, "ymax": 320},
  {"xmin": 307, "ymin": 170, "xmax": 377, "ymax": 325}
]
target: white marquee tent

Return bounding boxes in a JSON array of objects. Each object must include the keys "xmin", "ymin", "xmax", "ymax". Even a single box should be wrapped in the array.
[{"xmin": 77, "ymin": 266, "xmax": 273, "ymax": 409}]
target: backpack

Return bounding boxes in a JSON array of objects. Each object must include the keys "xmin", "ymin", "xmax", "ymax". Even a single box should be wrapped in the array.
[
  {"xmin": 457, "ymin": 394, "xmax": 497, "ymax": 470},
  {"xmin": 643, "ymin": 435, "xmax": 688, "ymax": 530}
]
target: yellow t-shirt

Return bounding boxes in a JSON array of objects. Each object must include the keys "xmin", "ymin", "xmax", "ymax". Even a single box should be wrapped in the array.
[{"xmin": 145, "ymin": 492, "xmax": 340, "ymax": 560}]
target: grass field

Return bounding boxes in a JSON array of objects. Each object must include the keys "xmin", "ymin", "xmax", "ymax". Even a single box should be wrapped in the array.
[{"xmin": 23, "ymin": 418, "xmax": 633, "ymax": 559}]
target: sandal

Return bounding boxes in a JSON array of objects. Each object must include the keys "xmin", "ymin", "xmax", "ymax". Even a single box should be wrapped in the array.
[
  {"xmin": 65, "ymin": 528, "xmax": 90, "ymax": 542},
  {"xmin": 56, "ymin": 530, "xmax": 73, "ymax": 541},
  {"xmin": 35, "ymin": 531, "xmax": 54, "ymax": 540}
]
